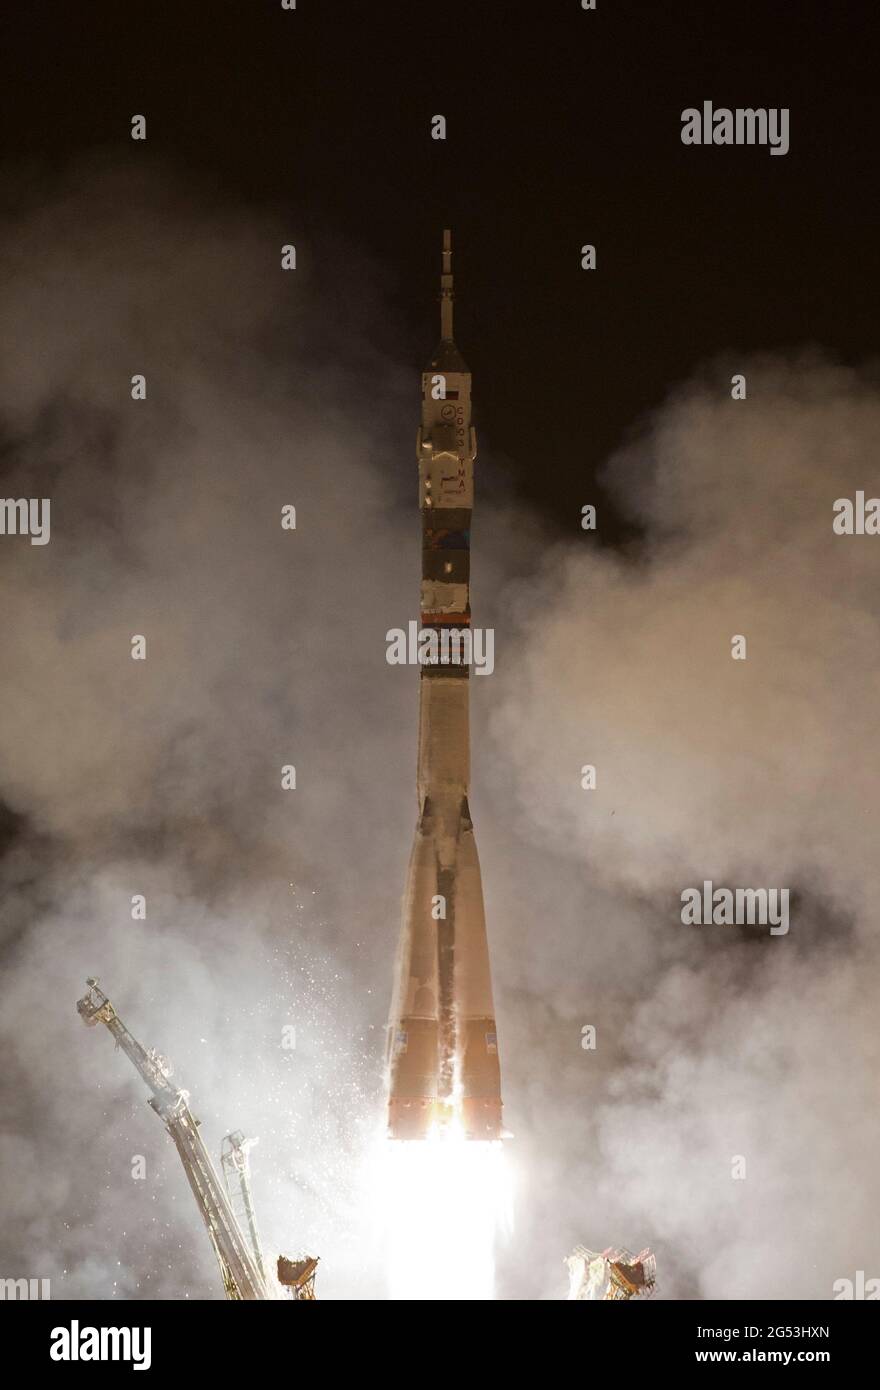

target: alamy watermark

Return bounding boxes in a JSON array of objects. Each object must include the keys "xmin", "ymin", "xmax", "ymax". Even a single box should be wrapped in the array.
[
  {"xmin": 681, "ymin": 102, "xmax": 789, "ymax": 156},
  {"xmin": 386, "ymin": 621, "xmax": 494, "ymax": 675},
  {"xmin": 0, "ymin": 498, "xmax": 51, "ymax": 545},
  {"xmin": 0, "ymin": 1276, "xmax": 50, "ymax": 1299},
  {"xmin": 681, "ymin": 880, "xmax": 790, "ymax": 935},
  {"xmin": 50, "ymin": 1321, "xmax": 152, "ymax": 1370},
  {"xmin": 833, "ymin": 1270, "xmax": 879, "ymax": 1299},
  {"xmin": 833, "ymin": 491, "xmax": 880, "ymax": 534}
]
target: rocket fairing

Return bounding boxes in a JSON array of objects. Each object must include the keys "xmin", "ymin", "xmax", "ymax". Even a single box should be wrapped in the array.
[{"xmin": 386, "ymin": 231, "xmax": 503, "ymax": 1141}]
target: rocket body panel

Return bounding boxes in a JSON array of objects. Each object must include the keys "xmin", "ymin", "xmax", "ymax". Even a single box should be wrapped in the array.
[
  {"xmin": 387, "ymin": 806, "xmax": 501, "ymax": 1140},
  {"xmin": 416, "ymin": 677, "xmax": 469, "ymax": 806},
  {"xmin": 386, "ymin": 232, "xmax": 503, "ymax": 1141},
  {"xmin": 453, "ymin": 822, "xmax": 495, "ymax": 1017}
]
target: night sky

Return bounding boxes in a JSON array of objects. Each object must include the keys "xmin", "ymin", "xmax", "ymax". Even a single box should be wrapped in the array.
[{"xmin": 6, "ymin": 1, "xmax": 876, "ymax": 531}]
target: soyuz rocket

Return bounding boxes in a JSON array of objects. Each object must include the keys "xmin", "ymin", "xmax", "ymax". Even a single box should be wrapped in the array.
[{"xmin": 386, "ymin": 231, "xmax": 503, "ymax": 1141}]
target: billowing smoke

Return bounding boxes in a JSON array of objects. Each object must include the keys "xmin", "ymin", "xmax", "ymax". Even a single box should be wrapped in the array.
[
  {"xmin": 1, "ymin": 163, "xmax": 876, "ymax": 1300},
  {"xmin": 484, "ymin": 355, "xmax": 880, "ymax": 1298},
  {"xmin": 0, "ymin": 160, "xmax": 416, "ymax": 1299}
]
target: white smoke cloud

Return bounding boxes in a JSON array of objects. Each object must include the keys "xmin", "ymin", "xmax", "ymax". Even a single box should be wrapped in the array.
[
  {"xmin": 483, "ymin": 355, "xmax": 880, "ymax": 1298},
  {"xmin": 1, "ymin": 163, "xmax": 877, "ymax": 1300},
  {"xmin": 0, "ymin": 161, "xmax": 413, "ymax": 1299}
]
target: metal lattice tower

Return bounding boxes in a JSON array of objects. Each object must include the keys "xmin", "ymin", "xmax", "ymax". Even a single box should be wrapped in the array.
[
  {"xmin": 77, "ymin": 978, "xmax": 271, "ymax": 1301},
  {"xmin": 221, "ymin": 1131, "xmax": 267, "ymax": 1283}
]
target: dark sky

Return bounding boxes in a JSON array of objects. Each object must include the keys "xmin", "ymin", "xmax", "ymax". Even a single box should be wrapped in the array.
[{"xmin": 4, "ymin": 1, "xmax": 877, "ymax": 532}]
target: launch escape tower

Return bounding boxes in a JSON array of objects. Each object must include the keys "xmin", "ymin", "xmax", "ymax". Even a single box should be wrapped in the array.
[
  {"xmin": 386, "ymin": 232, "xmax": 503, "ymax": 1140},
  {"xmin": 77, "ymin": 978, "xmax": 317, "ymax": 1301}
]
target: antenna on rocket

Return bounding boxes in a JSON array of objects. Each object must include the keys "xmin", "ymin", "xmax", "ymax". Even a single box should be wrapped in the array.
[{"xmin": 440, "ymin": 228, "xmax": 454, "ymax": 340}]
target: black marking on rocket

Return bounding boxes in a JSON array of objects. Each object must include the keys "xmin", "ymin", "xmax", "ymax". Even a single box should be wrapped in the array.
[{"xmin": 436, "ymin": 862, "xmax": 456, "ymax": 1105}]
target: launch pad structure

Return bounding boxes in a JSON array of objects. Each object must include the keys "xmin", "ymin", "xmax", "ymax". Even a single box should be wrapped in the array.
[
  {"xmin": 77, "ymin": 978, "xmax": 318, "ymax": 1301},
  {"xmin": 566, "ymin": 1246, "xmax": 657, "ymax": 1301},
  {"xmin": 220, "ymin": 1130, "xmax": 268, "ymax": 1285}
]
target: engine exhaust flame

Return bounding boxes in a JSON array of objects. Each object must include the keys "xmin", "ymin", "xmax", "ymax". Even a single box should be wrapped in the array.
[{"xmin": 377, "ymin": 1126, "xmax": 512, "ymax": 1300}]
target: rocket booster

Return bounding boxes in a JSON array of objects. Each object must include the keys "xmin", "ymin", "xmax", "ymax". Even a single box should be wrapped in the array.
[{"xmin": 386, "ymin": 231, "xmax": 503, "ymax": 1141}]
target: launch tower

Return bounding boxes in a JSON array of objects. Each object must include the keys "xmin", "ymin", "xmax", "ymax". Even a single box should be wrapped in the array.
[{"xmin": 78, "ymin": 979, "xmax": 277, "ymax": 1300}]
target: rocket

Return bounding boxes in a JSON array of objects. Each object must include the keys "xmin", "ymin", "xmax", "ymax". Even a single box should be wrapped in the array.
[{"xmin": 386, "ymin": 231, "xmax": 503, "ymax": 1141}]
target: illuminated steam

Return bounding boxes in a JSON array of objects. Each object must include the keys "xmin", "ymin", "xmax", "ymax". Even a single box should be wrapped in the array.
[{"xmin": 0, "ymin": 164, "xmax": 877, "ymax": 1299}]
